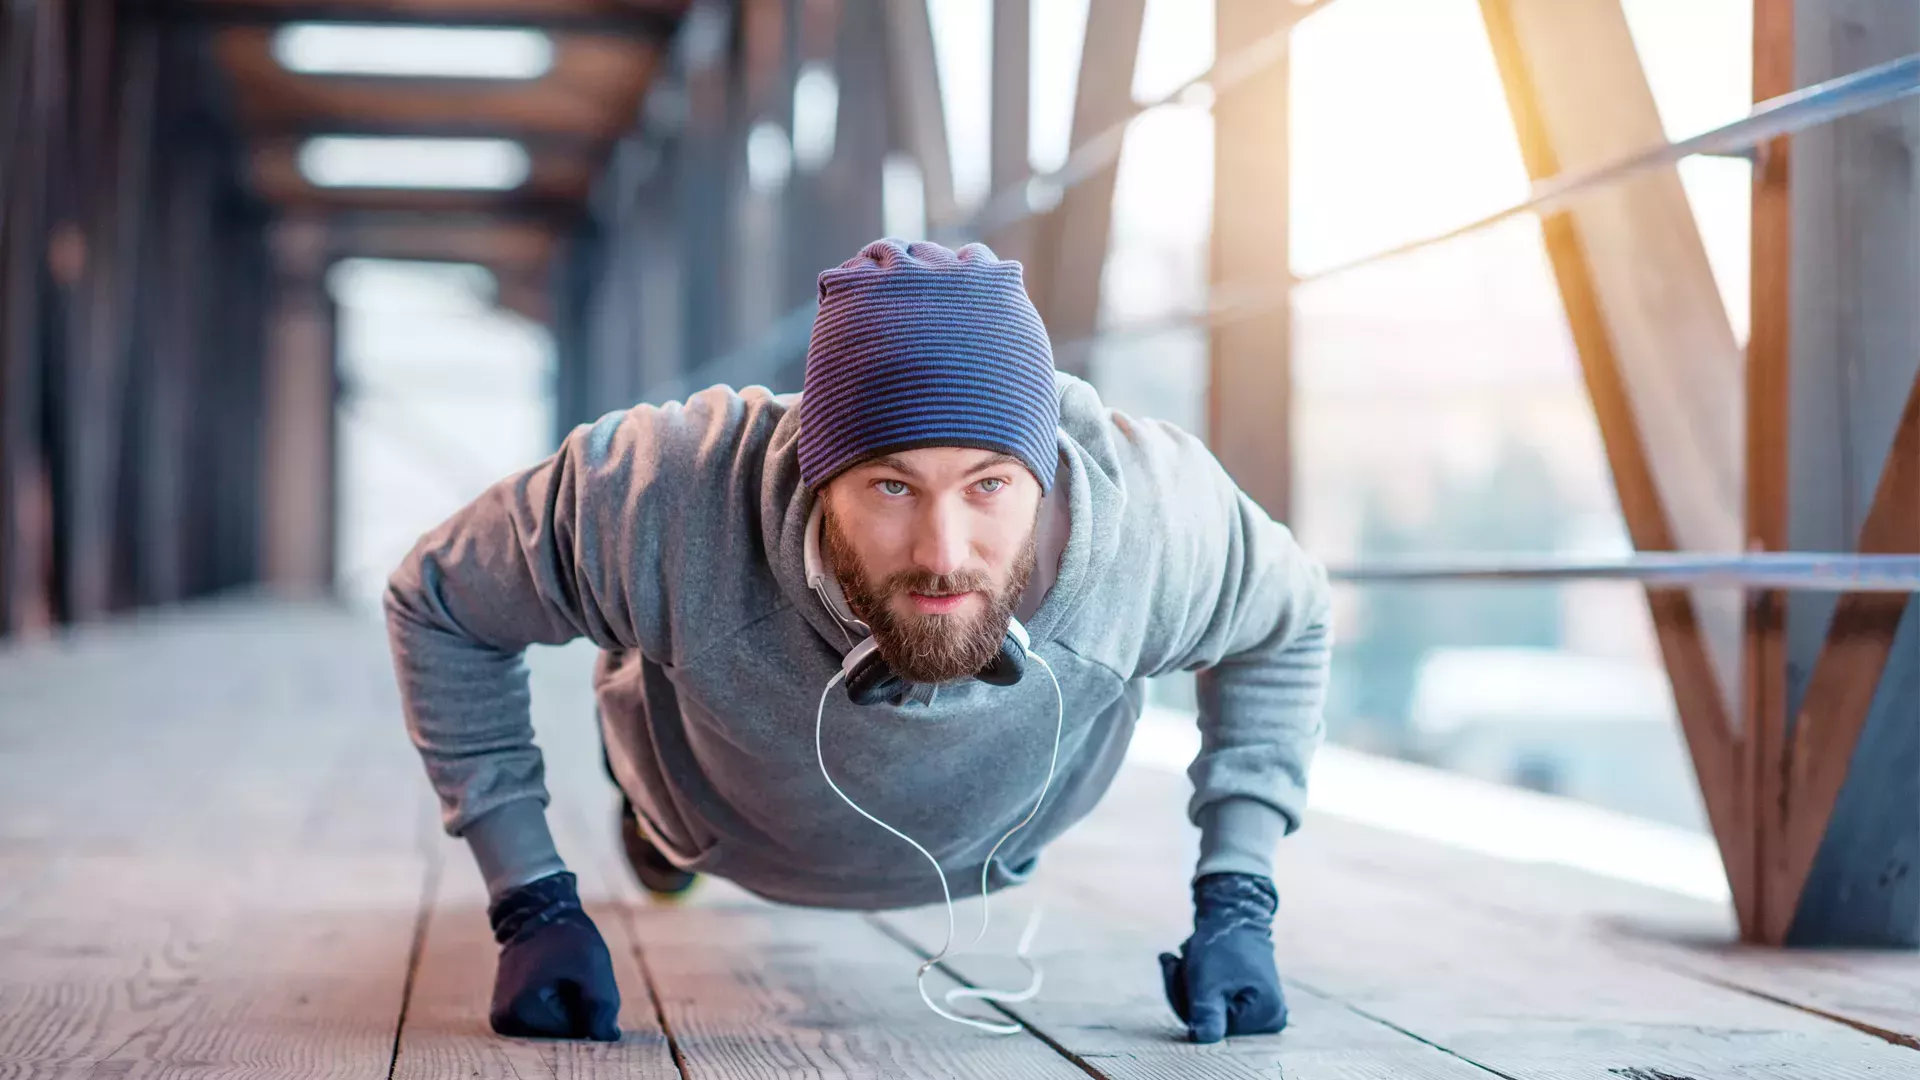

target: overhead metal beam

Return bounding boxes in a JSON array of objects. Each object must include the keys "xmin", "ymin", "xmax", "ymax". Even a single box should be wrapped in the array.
[{"xmin": 175, "ymin": 2, "xmax": 680, "ymax": 37}]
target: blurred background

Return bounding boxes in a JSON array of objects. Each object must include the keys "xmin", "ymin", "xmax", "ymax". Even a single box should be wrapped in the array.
[{"xmin": 1, "ymin": 0, "xmax": 1915, "ymax": 938}]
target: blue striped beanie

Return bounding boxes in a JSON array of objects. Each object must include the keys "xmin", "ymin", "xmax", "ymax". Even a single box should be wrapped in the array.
[{"xmin": 797, "ymin": 239, "xmax": 1060, "ymax": 493}]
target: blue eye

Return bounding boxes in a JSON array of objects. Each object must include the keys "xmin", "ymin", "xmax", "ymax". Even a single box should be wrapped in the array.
[
  {"xmin": 977, "ymin": 478, "xmax": 1006, "ymax": 493},
  {"xmin": 877, "ymin": 479, "xmax": 910, "ymax": 496}
]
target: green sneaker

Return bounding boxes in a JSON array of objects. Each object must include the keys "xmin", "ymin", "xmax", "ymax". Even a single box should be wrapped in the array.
[{"xmin": 618, "ymin": 798, "xmax": 700, "ymax": 899}]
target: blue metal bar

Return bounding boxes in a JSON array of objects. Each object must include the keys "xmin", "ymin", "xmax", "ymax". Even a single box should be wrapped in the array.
[
  {"xmin": 1296, "ymin": 51, "xmax": 1920, "ymax": 287},
  {"xmin": 1327, "ymin": 553, "xmax": 1920, "ymax": 592},
  {"xmin": 1055, "ymin": 50, "xmax": 1920, "ymax": 362}
]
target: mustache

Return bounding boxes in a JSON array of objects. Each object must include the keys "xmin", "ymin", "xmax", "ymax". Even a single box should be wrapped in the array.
[{"xmin": 882, "ymin": 569, "xmax": 992, "ymax": 599}]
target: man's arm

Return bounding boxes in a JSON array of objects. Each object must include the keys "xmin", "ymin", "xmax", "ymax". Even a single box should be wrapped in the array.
[
  {"xmin": 1138, "ymin": 424, "xmax": 1331, "ymax": 1043},
  {"xmin": 1187, "ymin": 486, "xmax": 1332, "ymax": 881},
  {"xmin": 1146, "ymin": 446, "xmax": 1332, "ymax": 881},
  {"xmin": 383, "ymin": 407, "xmax": 662, "ymax": 898}
]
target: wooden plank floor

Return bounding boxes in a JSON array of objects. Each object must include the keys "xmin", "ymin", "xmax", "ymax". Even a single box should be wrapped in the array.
[{"xmin": 3, "ymin": 599, "xmax": 1918, "ymax": 1079}]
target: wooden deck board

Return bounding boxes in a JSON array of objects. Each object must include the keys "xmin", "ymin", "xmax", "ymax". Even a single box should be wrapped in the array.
[
  {"xmin": 873, "ymin": 891, "xmax": 1505, "ymax": 1079},
  {"xmin": 0, "ymin": 853, "xmax": 426, "ymax": 1079},
  {"xmin": 1301, "ymin": 801, "xmax": 1920, "ymax": 1051},
  {"xmin": 1056, "ymin": 765, "xmax": 1920, "ymax": 1079},
  {"xmin": 626, "ymin": 884, "xmax": 1096, "ymax": 1080},
  {"xmin": 390, "ymin": 836, "xmax": 682, "ymax": 1080},
  {"xmin": 4, "ymin": 599, "xmax": 1918, "ymax": 1079}
]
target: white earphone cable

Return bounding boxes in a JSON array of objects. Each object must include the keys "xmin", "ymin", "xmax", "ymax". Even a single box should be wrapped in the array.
[{"xmin": 814, "ymin": 649, "xmax": 1065, "ymax": 1035}]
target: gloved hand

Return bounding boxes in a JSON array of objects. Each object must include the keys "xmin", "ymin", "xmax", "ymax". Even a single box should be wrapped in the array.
[
  {"xmin": 487, "ymin": 871, "xmax": 621, "ymax": 1041},
  {"xmin": 1158, "ymin": 872, "xmax": 1288, "ymax": 1043}
]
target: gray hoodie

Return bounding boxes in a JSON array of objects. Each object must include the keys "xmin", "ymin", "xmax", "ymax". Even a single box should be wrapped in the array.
[{"xmin": 384, "ymin": 371, "xmax": 1332, "ymax": 911}]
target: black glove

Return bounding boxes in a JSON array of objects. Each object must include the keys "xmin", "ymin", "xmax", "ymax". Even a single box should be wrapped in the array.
[
  {"xmin": 487, "ymin": 871, "xmax": 621, "ymax": 1041},
  {"xmin": 1158, "ymin": 872, "xmax": 1288, "ymax": 1043}
]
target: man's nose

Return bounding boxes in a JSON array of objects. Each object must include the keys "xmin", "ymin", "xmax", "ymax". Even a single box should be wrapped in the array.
[{"xmin": 911, "ymin": 501, "xmax": 970, "ymax": 578}]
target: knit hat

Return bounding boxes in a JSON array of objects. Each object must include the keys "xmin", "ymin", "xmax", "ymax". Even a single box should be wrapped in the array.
[{"xmin": 797, "ymin": 239, "xmax": 1061, "ymax": 493}]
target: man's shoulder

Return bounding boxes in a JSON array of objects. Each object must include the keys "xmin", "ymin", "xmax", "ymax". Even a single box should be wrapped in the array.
[
  {"xmin": 1052, "ymin": 371, "xmax": 1232, "ymax": 519},
  {"xmin": 569, "ymin": 383, "xmax": 795, "ymax": 480}
]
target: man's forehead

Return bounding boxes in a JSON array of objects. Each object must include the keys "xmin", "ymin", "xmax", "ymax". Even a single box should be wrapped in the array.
[{"xmin": 849, "ymin": 448, "xmax": 1023, "ymax": 478}]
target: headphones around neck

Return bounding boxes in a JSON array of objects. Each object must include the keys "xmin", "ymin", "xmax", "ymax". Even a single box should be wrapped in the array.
[{"xmin": 804, "ymin": 500, "xmax": 1030, "ymax": 706}]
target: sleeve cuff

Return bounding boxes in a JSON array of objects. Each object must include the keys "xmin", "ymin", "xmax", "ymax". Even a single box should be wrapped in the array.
[
  {"xmin": 1194, "ymin": 797, "xmax": 1292, "ymax": 881},
  {"xmin": 463, "ymin": 798, "xmax": 568, "ymax": 901}
]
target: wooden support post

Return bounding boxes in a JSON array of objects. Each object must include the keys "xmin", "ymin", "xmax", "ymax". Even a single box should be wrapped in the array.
[
  {"xmin": 1208, "ymin": 0, "xmax": 1295, "ymax": 522},
  {"xmin": 1745, "ymin": 0, "xmax": 1794, "ymax": 945},
  {"xmin": 1772, "ymin": 0, "xmax": 1920, "ymax": 947},
  {"xmin": 259, "ymin": 219, "xmax": 336, "ymax": 597},
  {"xmin": 1029, "ymin": 0, "xmax": 1145, "ymax": 377},
  {"xmin": 1477, "ymin": 0, "xmax": 1754, "ymax": 931},
  {"xmin": 988, "ymin": 0, "xmax": 1030, "ymax": 263}
]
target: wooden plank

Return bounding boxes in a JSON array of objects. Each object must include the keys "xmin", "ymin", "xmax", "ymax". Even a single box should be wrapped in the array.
[
  {"xmin": 0, "ymin": 852, "xmax": 428, "ymax": 1078},
  {"xmin": 0, "ymin": 600, "xmax": 432, "ymax": 854},
  {"xmin": 1059, "ymin": 763, "xmax": 1920, "ymax": 1077},
  {"xmin": 621, "ymin": 882, "xmax": 1095, "ymax": 1080},
  {"xmin": 1207, "ymin": 0, "xmax": 1294, "ymax": 520},
  {"xmin": 1266, "ymin": 790, "xmax": 1920, "ymax": 1054},
  {"xmin": 1477, "ymin": 0, "xmax": 1752, "ymax": 936}
]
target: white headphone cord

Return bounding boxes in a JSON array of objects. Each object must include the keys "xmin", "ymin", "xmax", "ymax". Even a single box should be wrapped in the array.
[{"xmin": 815, "ymin": 650, "xmax": 1065, "ymax": 1035}]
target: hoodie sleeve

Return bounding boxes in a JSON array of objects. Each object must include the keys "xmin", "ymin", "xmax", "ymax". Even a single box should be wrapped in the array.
[
  {"xmin": 1135, "ymin": 421, "xmax": 1334, "ymax": 884},
  {"xmin": 382, "ymin": 404, "xmax": 683, "ymax": 898}
]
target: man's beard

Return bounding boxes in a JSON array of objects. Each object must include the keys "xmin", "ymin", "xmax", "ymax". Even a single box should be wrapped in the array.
[{"xmin": 822, "ymin": 503, "xmax": 1039, "ymax": 686}]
